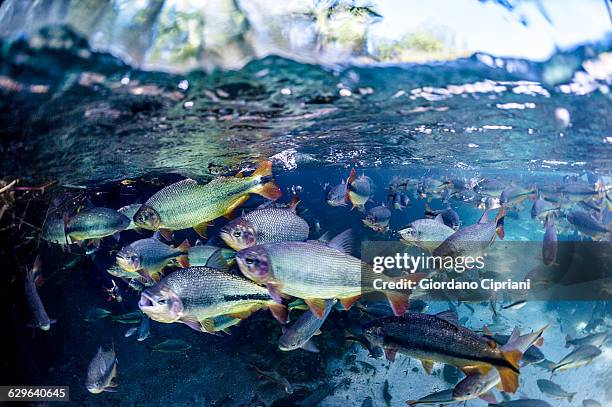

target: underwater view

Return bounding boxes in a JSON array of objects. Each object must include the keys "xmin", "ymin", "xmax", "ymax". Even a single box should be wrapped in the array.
[{"xmin": 1, "ymin": 0, "xmax": 611, "ymax": 406}]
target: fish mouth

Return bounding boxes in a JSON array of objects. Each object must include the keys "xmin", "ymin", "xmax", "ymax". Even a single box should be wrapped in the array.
[{"xmin": 138, "ymin": 292, "xmax": 155, "ymax": 309}]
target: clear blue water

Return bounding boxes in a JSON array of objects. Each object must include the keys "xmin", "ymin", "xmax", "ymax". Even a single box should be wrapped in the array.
[{"xmin": 1, "ymin": 22, "xmax": 611, "ymax": 407}]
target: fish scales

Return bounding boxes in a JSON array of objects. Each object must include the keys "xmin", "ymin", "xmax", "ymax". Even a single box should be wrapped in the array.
[
  {"xmin": 244, "ymin": 208, "xmax": 309, "ymax": 243},
  {"xmin": 163, "ymin": 267, "xmax": 271, "ymax": 317},
  {"xmin": 146, "ymin": 177, "xmax": 259, "ymax": 230},
  {"xmin": 263, "ymin": 242, "xmax": 369, "ymax": 299},
  {"xmin": 371, "ymin": 314, "xmax": 513, "ymax": 368}
]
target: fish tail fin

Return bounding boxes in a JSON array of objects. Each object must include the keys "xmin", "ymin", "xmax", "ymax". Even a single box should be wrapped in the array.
[
  {"xmin": 250, "ymin": 162, "xmax": 282, "ymax": 200},
  {"xmin": 569, "ymin": 393, "xmax": 576, "ymax": 402},
  {"xmin": 385, "ymin": 273, "xmax": 426, "ymax": 316},
  {"xmin": 251, "ymin": 160, "xmax": 273, "ymax": 178},
  {"xmin": 252, "ymin": 180, "xmax": 282, "ymax": 201},
  {"xmin": 288, "ymin": 194, "xmax": 300, "ymax": 213},
  {"xmin": 268, "ymin": 302, "xmax": 287, "ymax": 324},
  {"xmin": 386, "ymin": 291, "xmax": 409, "ymax": 316},
  {"xmin": 564, "ymin": 334, "xmax": 572, "ymax": 347},
  {"xmin": 176, "ymin": 239, "xmax": 190, "ymax": 254},
  {"xmin": 498, "ymin": 349, "xmax": 522, "ymax": 393},
  {"xmin": 495, "ymin": 206, "xmax": 506, "ymax": 239},
  {"xmin": 346, "ymin": 168, "xmax": 356, "ymax": 185}
]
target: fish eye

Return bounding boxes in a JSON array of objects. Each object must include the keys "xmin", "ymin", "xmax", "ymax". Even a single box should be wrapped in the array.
[
  {"xmin": 233, "ymin": 231, "xmax": 241, "ymax": 237},
  {"xmin": 158, "ymin": 298, "xmax": 167, "ymax": 305},
  {"xmin": 245, "ymin": 257, "xmax": 256, "ymax": 265}
]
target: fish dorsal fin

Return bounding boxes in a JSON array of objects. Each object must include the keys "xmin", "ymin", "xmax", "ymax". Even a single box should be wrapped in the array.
[
  {"xmin": 205, "ymin": 249, "xmax": 229, "ymax": 272},
  {"xmin": 305, "ymin": 298, "xmax": 328, "ymax": 319},
  {"xmin": 436, "ymin": 310, "xmax": 460, "ymax": 326},
  {"xmin": 317, "ymin": 231, "xmax": 331, "ymax": 243},
  {"xmin": 327, "ymin": 229, "xmax": 353, "ymax": 254},
  {"xmin": 507, "ymin": 327, "xmax": 520, "ymax": 345},
  {"xmin": 420, "ymin": 360, "xmax": 434, "ymax": 375},
  {"xmin": 152, "ymin": 231, "xmax": 162, "ymax": 241},
  {"xmin": 288, "ymin": 194, "xmax": 300, "ymax": 213},
  {"xmin": 478, "ymin": 209, "xmax": 491, "ymax": 224},
  {"xmin": 434, "ymin": 214, "xmax": 445, "ymax": 224}
]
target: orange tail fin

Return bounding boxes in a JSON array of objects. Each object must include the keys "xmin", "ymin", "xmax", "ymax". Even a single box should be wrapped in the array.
[
  {"xmin": 497, "ymin": 349, "xmax": 522, "ymax": 393},
  {"xmin": 251, "ymin": 160, "xmax": 273, "ymax": 178}
]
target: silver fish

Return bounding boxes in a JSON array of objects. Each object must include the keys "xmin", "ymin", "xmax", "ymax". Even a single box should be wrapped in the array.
[
  {"xmin": 85, "ymin": 345, "xmax": 117, "ymax": 394},
  {"xmin": 398, "ymin": 218, "xmax": 455, "ymax": 252},
  {"xmin": 25, "ymin": 256, "xmax": 56, "ymax": 331},
  {"xmin": 433, "ymin": 207, "xmax": 505, "ymax": 258},
  {"xmin": 552, "ymin": 344, "xmax": 602, "ymax": 373},
  {"xmin": 65, "ymin": 207, "xmax": 130, "ymax": 242},
  {"xmin": 278, "ymin": 299, "xmax": 335, "ymax": 352},
  {"xmin": 536, "ymin": 379, "xmax": 576, "ymax": 402},
  {"xmin": 138, "ymin": 265, "xmax": 287, "ymax": 334},
  {"xmin": 220, "ymin": 197, "xmax": 309, "ymax": 250}
]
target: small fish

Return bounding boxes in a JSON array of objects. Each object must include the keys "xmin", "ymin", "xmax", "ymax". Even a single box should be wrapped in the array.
[
  {"xmin": 582, "ymin": 399, "xmax": 603, "ymax": 407},
  {"xmin": 398, "ymin": 218, "xmax": 455, "ymax": 252},
  {"xmin": 65, "ymin": 207, "xmax": 130, "ymax": 243},
  {"xmin": 502, "ymin": 300, "xmax": 527, "ymax": 310},
  {"xmin": 326, "ymin": 179, "xmax": 348, "ymax": 206},
  {"xmin": 542, "ymin": 215, "xmax": 558, "ymax": 266},
  {"xmin": 220, "ymin": 196, "xmax": 309, "ymax": 250},
  {"xmin": 536, "ymin": 379, "xmax": 576, "ymax": 402},
  {"xmin": 454, "ymin": 325, "xmax": 547, "ymax": 402},
  {"xmin": 25, "ymin": 256, "xmax": 56, "ymax": 331},
  {"xmin": 116, "ymin": 236, "xmax": 189, "ymax": 282},
  {"xmin": 552, "ymin": 344, "xmax": 602, "ymax": 373},
  {"xmin": 531, "ymin": 197, "xmax": 559, "ymax": 220},
  {"xmin": 363, "ymin": 205, "xmax": 391, "ymax": 233},
  {"xmin": 424, "ymin": 204, "xmax": 460, "ymax": 230},
  {"xmin": 84, "ymin": 307, "xmax": 111, "ymax": 322},
  {"xmin": 389, "ymin": 191, "xmax": 410, "ymax": 210},
  {"xmin": 566, "ymin": 210, "xmax": 611, "ymax": 239},
  {"xmin": 278, "ymin": 299, "xmax": 335, "ymax": 352},
  {"xmin": 452, "ymin": 369, "xmax": 500, "ymax": 403},
  {"xmin": 85, "ymin": 344, "xmax": 118, "ymax": 393},
  {"xmin": 564, "ymin": 332, "xmax": 608, "ymax": 348},
  {"xmin": 150, "ymin": 339, "xmax": 191, "ymax": 352},
  {"xmin": 111, "ymin": 311, "xmax": 142, "ymax": 324},
  {"xmin": 363, "ymin": 311, "xmax": 524, "ymax": 393},
  {"xmin": 136, "ymin": 314, "xmax": 151, "ymax": 341},
  {"xmin": 499, "ymin": 185, "xmax": 535, "ymax": 207},
  {"xmin": 117, "ymin": 203, "xmax": 142, "ymax": 230},
  {"xmin": 406, "ymin": 389, "xmax": 457, "ymax": 406},
  {"xmin": 473, "ymin": 178, "xmax": 506, "ymax": 197},
  {"xmin": 433, "ymin": 207, "xmax": 505, "ymax": 258},
  {"xmin": 134, "ymin": 161, "xmax": 281, "ymax": 238},
  {"xmin": 346, "ymin": 169, "xmax": 374, "ymax": 211},
  {"xmin": 253, "ymin": 365, "xmax": 293, "ymax": 394}
]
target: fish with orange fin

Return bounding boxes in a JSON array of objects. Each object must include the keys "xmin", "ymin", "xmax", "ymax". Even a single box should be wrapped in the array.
[
  {"xmin": 134, "ymin": 161, "xmax": 281, "ymax": 238},
  {"xmin": 138, "ymin": 253, "xmax": 287, "ymax": 335},
  {"xmin": 345, "ymin": 168, "xmax": 374, "ymax": 211},
  {"xmin": 236, "ymin": 229, "xmax": 424, "ymax": 319},
  {"xmin": 362, "ymin": 311, "xmax": 524, "ymax": 393},
  {"xmin": 116, "ymin": 233, "xmax": 190, "ymax": 283},
  {"xmin": 433, "ymin": 206, "xmax": 505, "ymax": 258}
]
